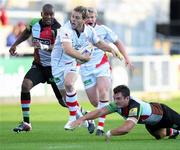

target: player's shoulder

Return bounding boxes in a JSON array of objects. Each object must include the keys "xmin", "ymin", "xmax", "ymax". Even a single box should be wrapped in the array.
[
  {"xmin": 52, "ymin": 18, "xmax": 61, "ymax": 29},
  {"xmin": 29, "ymin": 18, "xmax": 41, "ymax": 26},
  {"xmin": 59, "ymin": 21, "xmax": 73, "ymax": 38},
  {"xmin": 26, "ymin": 18, "xmax": 40, "ymax": 31},
  {"xmin": 61, "ymin": 21, "xmax": 72, "ymax": 31},
  {"xmin": 95, "ymin": 24, "xmax": 111, "ymax": 32},
  {"xmin": 101, "ymin": 24, "xmax": 112, "ymax": 32},
  {"xmin": 85, "ymin": 24, "xmax": 95, "ymax": 31}
]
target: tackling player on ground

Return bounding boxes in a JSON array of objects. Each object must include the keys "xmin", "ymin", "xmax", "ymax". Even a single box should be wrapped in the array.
[{"xmin": 71, "ymin": 85, "xmax": 180, "ymax": 141}]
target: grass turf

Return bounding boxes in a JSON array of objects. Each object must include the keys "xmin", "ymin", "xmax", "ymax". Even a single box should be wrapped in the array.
[{"xmin": 0, "ymin": 98, "xmax": 180, "ymax": 150}]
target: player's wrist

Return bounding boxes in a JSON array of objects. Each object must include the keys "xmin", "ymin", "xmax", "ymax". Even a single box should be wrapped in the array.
[{"xmin": 106, "ymin": 130, "xmax": 112, "ymax": 138}]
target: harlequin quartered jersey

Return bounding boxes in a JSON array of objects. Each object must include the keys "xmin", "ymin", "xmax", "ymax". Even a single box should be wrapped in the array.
[
  {"xmin": 51, "ymin": 21, "xmax": 100, "ymax": 66},
  {"xmin": 106, "ymin": 96, "xmax": 163, "ymax": 125},
  {"xmin": 27, "ymin": 18, "xmax": 61, "ymax": 66}
]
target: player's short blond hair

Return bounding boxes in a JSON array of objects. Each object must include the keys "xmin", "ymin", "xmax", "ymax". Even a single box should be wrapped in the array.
[
  {"xmin": 87, "ymin": 7, "xmax": 98, "ymax": 16},
  {"xmin": 73, "ymin": 6, "xmax": 89, "ymax": 19}
]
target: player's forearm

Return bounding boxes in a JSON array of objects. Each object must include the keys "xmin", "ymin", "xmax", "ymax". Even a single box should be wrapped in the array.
[
  {"xmin": 64, "ymin": 48, "xmax": 84, "ymax": 60},
  {"xmin": 95, "ymin": 40, "xmax": 114, "ymax": 53},
  {"xmin": 110, "ymin": 127, "xmax": 129, "ymax": 136},
  {"xmin": 82, "ymin": 109, "xmax": 105, "ymax": 121},
  {"xmin": 107, "ymin": 120, "xmax": 136, "ymax": 137},
  {"xmin": 114, "ymin": 40, "xmax": 129, "ymax": 60},
  {"xmin": 12, "ymin": 29, "xmax": 31, "ymax": 47}
]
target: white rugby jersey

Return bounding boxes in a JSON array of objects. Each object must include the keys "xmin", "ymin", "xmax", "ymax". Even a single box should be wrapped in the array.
[
  {"xmin": 81, "ymin": 24, "xmax": 118, "ymax": 67},
  {"xmin": 51, "ymin": 21, "xmax": 100, "ymax": 67}
]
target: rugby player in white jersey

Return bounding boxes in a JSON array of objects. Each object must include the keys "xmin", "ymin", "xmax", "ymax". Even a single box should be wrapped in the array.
[
  {"xmin": 79, "ymin": 7, "xmax": 134, "ymax": 136},
  {"xmin": 51, "ymin": 6, "xmax": 116, "ymax": 131}
]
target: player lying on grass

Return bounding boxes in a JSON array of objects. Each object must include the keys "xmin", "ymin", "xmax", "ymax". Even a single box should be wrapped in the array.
[{"xmin": 70, "ymin": 85, "xmax": 180, "ymax": 141}]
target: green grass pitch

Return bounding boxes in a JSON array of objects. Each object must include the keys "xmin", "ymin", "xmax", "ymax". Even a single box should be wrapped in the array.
[{"xmin": 0, "ymin": 98, "xmax": 179, "ymax": 150}]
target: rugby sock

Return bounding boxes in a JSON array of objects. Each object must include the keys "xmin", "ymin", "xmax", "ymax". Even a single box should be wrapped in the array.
[
  {"xmin": 97, "ymin": 100, "xmax": 109, "ymax": 131},
  {"xmin": 166, "ymin": 128, "xmax": 173, "ymax": 136},
  {"xmin": 66, "ymin": 91, "xmax": 77, "ymax": 121},
  {"xmin": 21, "ymin": 92, "xmax": 31, "ymax": 123},
  {"xmin": 166, "ymin": 128, "xmax": 179, "ymax": 136},
  {"xmin": 76, "ymin": 102, "xmax": 84, "ymax": 119}
]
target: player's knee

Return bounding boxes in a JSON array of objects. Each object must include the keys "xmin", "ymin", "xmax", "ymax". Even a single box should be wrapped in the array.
[
  {"xmin": 154, "ymin": 135, "xmax": 162, "ymax": 140},
  {"xmin": 90, "ymin": 100, "xmax": 98, "ymax": 107},
  {"xmin": 153, "ymin": 132, "xmax": 165, "ymax": 140},
  {"xmin": 21, "ymin": 79, "xmax": 33, "ymax": 92},
  {"xmin": 64, "ymin": 82, "xmax": 73, "ymax": 91},
  {"xmin": 99, "ymin": 90, "xmax": 109, "ymax": 100}
]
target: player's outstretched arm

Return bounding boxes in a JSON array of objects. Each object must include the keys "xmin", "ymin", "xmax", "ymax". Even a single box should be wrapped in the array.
[
  {"xmin": 105, "ymin": 119, "xmax": 136, "ymax": 142},
  {"xmin": 95, "ymin": 40, "xmax": 116, "ymax": 57},
  {"xmin": 9, "ymin": 28, "xmax": 31, "ymax": 56},
  {"xmin": 114, "ymin": 40, "xmax": 134, "ymax": 70},
  {"xmin": 70, "ymin": 107, "xmax": 110, "ymax": 129}
]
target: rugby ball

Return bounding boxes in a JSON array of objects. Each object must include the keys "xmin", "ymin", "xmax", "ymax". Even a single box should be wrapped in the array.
[{"xmin": 77, "ymin": 44, "xmax": 94, "ymax": 64}]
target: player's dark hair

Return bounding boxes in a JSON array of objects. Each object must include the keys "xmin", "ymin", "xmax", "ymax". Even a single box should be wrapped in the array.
[
  {"xmin": 113, "ymin": 85, "xmax": 130, "ymax": 98},
  {"xmin": 42, "ymin": 3, "xmax": 54, "ymax": 12},
  {"xmin": 73, "ymin": 6, "xmax": 89, "ymax": 19}
]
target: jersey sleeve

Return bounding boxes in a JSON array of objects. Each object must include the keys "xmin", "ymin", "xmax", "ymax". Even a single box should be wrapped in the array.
[
  {"xmin": 59, "ymin": 27, "xmax": 72, "ymax": 43},
  {"xmin": 53, "ymin": 29, "xmax": 61, "ymax": 48},
  {"xmin": 26, "ymin": 18, "xmax": 40, "ymax": 33},
  {"xmin": 89, "ymin": 26, "xmax": 100, "ymax": 44},
  {"xmin": 102, "ymin": 25, "xmax": 118, "ymax": 43},
  {"xmin": 127, "ymin": 102, "xmax": 142, "ymax": 121},
  {"xmin": 106, "ymin": 101, "xmax": 118, "ymax": 113}
]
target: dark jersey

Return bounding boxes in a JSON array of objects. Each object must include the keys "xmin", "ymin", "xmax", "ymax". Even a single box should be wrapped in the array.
[
  {"xmin": 27, "ymin": 18, "xmax": 61, "ymax": 66},
  {"xmin": 106, "ymin": 96, "xmax": 163, "ymax": 125}
]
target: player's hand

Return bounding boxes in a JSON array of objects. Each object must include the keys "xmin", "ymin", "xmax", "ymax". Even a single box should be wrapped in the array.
[
  {"xmin": 124, "ymin": 59, "xmax": 134, "ymax": 71},
  {"xmin": 9, "ymin": 45, "xmax": 17, "ymax": 56},
  {"xmin": 110, "ymin": 49, "xmax": 117, "ymax": 58},
  {"xmin": 82, "ymin": 53, "xmax": 91, "ymax": 62},
  {"xmin": 114, "ymin": 50, "xmax": 123, "ymax": 61},
  {"xmin": 70, "ymin": 119, "xmax": 84, "ymax": 129},
  {"xmin": 105, "ymin": 130, "xmax": 111, "ymax": 142},
  {"xmin": 77, "ymin": 53, "xmax": 91, "ymax": 64},
  {"xmin": 33, "ymin": 41, "xmax": 41, "ymax": 49}
]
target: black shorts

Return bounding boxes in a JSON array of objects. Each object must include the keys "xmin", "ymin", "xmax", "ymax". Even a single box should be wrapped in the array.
[
  {"xmin": 24, "ymin": 61, "xmax": 54, "ymax": 86},
  {"xmin": 145, "ymin": 104, "xmax": 180, "ymax": 133}
]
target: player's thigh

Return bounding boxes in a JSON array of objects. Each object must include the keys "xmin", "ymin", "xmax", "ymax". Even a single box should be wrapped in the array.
[
  {"xmin": 96, "ymin": 63, "xmax": 111, "ymax": 91},
  {"xmin": 51, "ymin": 67, "xmax": 65, "ymax": 90},
  {"xmin": 97, "ymin": 76, "xmax": 111, "ymax": 91},
  {"xmin": 64, "ymin": 63, "xmax": 79, "ymax": 87},
  {"xmin": 161, "ymin": 104, "xmax": 180, "ymax": 129},
  {"xmin": 96, "ymin": 68, "xmax": 111, "ymax": 99},
  {"xmin": 145, "ymin": 124, "xmax": 165, "ymax": 139},
  {"xmin": 24, "ymin": 66, "xmax": 46, "ymax": 87},
  {"xmin": 86, "ymin": 86, "xmax": 99, "ymax": 107},
  {"xmin": 64, "ymin": 71, "xmax": 78, "ymax": 87}
]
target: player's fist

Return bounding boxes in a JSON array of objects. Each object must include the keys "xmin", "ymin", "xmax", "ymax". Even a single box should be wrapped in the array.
[{"xmin": 9, "ymin": 45, "xmax": 17, "ymax": 56}]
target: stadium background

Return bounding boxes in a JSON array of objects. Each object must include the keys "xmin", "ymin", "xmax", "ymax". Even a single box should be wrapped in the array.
[{"xmin": 0, "ymin": 0, "xmax": 180, "ymax": 103}]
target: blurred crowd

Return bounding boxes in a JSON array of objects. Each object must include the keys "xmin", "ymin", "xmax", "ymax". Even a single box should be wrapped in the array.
[
  {"xmin": 0, "ymin": 0, "xmax": 31, "ymax": 48},
  {"xmin": 0, "ymin": 6, "xmax": 8, "ymax": 26},
  {"xmin": 6, "ymin": 21, "xmax": 26, "ymax": 46}
]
